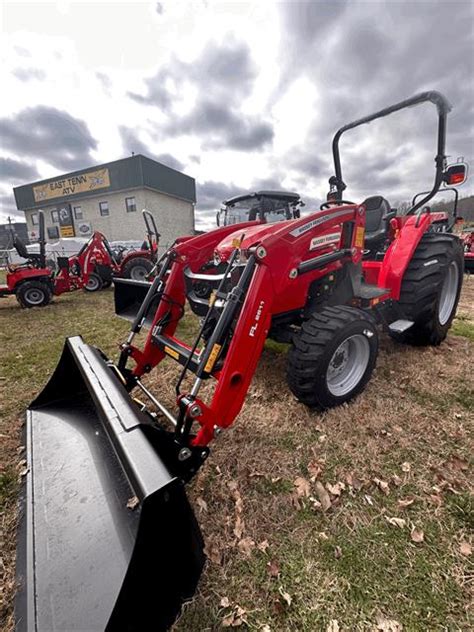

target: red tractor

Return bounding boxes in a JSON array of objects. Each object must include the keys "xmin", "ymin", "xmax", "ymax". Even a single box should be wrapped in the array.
[
  {"xmin": 1, "ymin": 211, "xmax": 115, "ymax": 306},
  {"xmin": 461, "ymin": 228, "xmax": 474, "ymax": 272},
  {"xmin": 113, "ymin": 209, "xmax": 160, "ymax": 281},
  {"xmin": 19, "ymin": 91, "xmax": 468, "ymax": 630}
]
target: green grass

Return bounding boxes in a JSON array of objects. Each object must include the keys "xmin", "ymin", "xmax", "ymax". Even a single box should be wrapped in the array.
[{"xmin": 451, "ymin": 318, "xmax": 474, "ymax": 341}]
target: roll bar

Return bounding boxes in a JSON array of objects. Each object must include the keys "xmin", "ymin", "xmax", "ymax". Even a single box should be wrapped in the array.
[
  {"xmin": 38, "ymin": 210, "xmax": 46, "ymax": 268},
  {"xmin": 412, "ymin": 186, "xmax": 459, "ymax": 229},
  {"xmin": 142, "ymin": 209, "xmax": 160, "ymax": 263},
  {"xmin": 330, "ymin": 91, "xmax": 452, "ymax": 215}
]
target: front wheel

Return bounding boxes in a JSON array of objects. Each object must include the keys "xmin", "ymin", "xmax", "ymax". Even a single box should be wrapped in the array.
[
  {"xmin": 16, "ymin": 280, "xmax": 52, "ymax": 308},
  {"xmin": 287, "ymin": 306, "xmax": 379, "ymax": 409},
  {"xmin": 84, "ymin": 273, "xmax": 103, "ymax": 292}
]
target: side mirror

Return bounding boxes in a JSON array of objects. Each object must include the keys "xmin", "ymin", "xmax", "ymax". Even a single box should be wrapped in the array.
[{"xmin": 443, "ymin": 162, "xmax": 468, "ymax": 186}]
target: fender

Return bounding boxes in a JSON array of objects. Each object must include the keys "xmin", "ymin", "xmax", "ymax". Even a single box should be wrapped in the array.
[{"xmin": 378, "ymin": 213, "xmax": 437, "ymax": 299}]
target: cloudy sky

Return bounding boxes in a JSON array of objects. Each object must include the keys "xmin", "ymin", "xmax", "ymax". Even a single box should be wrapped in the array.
[{"xmin": 1, "ymin": 0, "xmax": 473, "ymax": 229}]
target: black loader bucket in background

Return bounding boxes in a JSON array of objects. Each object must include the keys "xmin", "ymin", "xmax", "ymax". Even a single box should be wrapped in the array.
[
  {"xmin": 114, "ymin": 277, "xmax": 157, "ymax": 326},
  {"xmin": 16, "ymin": 336, "xmax": 205, "ymax": 631}
]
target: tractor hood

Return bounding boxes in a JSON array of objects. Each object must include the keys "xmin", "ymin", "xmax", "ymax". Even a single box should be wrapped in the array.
[{"xmin": 214, "ymin": 221, "xmax": 291, "ymax": 262}]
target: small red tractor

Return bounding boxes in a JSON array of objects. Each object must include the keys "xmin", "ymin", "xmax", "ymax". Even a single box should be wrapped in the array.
[
  {"xmin": 19, "ymin": 91, "xmax": 467, "ymax": 630},
  {"xmin": 114, "ymin": 209, "xmax": 160, "ymax": 280},
  {"xmin": 461, "ymin": 228, "xmax": 474, "ymax": 272},
  {"xmin": 0, "ymin": 210, "xmax": 160, "ymax": 307}
]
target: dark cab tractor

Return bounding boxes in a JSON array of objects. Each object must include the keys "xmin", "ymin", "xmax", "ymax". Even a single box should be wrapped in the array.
[
  {"xmin": 18, "ymin": 91, "xmax": 467, "ymax": 631},
  {"xmin": 217, "ymin": 190, "xmax": 304, "ymax": 226}
]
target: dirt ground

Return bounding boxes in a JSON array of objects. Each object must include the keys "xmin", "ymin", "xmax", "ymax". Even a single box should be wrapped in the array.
[{"xmin": 0, "ymin": 279, "xmax": 473, "ymax": 631}]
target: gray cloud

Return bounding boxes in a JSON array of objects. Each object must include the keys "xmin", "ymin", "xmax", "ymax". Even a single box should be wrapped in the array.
[
  {"xmin": 129, "ymin": 40, "xmax": 272, "ymax": 151},
  {"xmin": 155, "ymin": 153, "xmax": 184, "ymax": 171},
  {"xmin": 119, "ymin": 126, "xmax": 150, "ymax": 157},
  {"xmin": 196, "ymin": 180, "xmax": 241, "ymax": 210},
  {"xmin": 277, "ymin": 0, "xmax": 474, "ymax": 201},
  {"xmin": 166, "ymin": 100, "xmax": 273, "ymax": 151},
  {"xmin": 0, "ymin": 193, "xmax": 20, "ymax": 217},
  {"xmin": 0, "ymin": 106, "xmax": 97, "ymax": 172},
  {"xmin": 13, "ymin": 67, "xmax": 46, "ymax": 82},
  {"xmin": 0, "ymin": 157, "xmax": 40, "ymax": 183}
]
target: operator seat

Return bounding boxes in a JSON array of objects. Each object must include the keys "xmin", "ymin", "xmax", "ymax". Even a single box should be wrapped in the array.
[
  {"xmin": 13, "ymin": 235, "xmax": 44, "ymax": 266},
  {"xmin": 362, "ymin": 196, "xmax": 395, "ymax": 250}
]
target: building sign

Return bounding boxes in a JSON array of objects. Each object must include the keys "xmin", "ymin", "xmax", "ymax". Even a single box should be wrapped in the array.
[
  {"xmin": 76, "ymin": 221, "xmax": 92, "ymax": 237},
  {"xmin": 33, "ymin": 168, "xmax": 110, "ymax": 202},
  {"xmin": 58, "ymin": 204, "xmax": 75, "ymax": 237}
]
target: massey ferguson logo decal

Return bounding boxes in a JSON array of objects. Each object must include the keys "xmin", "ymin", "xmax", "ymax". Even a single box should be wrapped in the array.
[
  {"xmin": 289, "ymin": 209, "xmax": 349, "ymax": 237},
  {"xmin": 249, "ymin": 300, "xmax": 265, "ymax": 337},
  {"xmin": 310, "ymin": 231, "xmax": 342, "ymax": 251}
]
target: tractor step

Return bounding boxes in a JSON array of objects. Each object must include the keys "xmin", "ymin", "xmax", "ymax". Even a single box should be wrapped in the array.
[
  {"xmin": 388, "ymin": 319, "xmax": 415, "ymax": 333},
  {"xmin": 356, "ymin": 282, "xmax": 390, "ymax": 300},
  {"xmin": 152, "ymin": 333, "xmax": 202, "ymax": 373}
]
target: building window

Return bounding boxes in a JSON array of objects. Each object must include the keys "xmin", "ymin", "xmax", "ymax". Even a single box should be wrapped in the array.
[
  {"xmin": 31, "ymin": 213, "xmax": 39, "ymax": 225},
  {"xmin": 51, "ymin": 209, "xmax": 59, "ymax": 223},
  {"xmin": 125, "ymin": 197, "xmax": 137, "ymax": 213},
  {"xmin": 99, "ymin": 201, "xmax": 109, "ymax": 217},
  {"xmin": 73, "ymin": 206, "xmax": 83, "ymax": 220},
  {"xmin": 47, "ymin": 226, "xmax": 59, "ymax": 239}
]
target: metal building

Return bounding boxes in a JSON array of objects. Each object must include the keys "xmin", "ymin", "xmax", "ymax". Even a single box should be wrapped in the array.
[{"xmin": 13, "ymin": 155, "xmax": 196, "ymax": 249}]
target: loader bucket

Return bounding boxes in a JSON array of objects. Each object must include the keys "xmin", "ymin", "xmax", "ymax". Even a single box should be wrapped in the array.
[
  {"xmin": 16, "ymin": 336, "xmax": 205, "ymax": 632},
  {"xmin": 114, "ymin": 277, "xmax": 158, "ymax": 327}
]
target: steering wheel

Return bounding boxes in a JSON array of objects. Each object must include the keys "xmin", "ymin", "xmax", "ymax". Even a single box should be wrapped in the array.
[{"xmin": 320, "ymin": 200, "xmax": 355, "ymax": 210}]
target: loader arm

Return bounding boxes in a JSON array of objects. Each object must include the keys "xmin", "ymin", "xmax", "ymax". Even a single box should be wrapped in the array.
[{"xmin": 117, "ymin": 204, "xmax": 365, "ymax": 450}]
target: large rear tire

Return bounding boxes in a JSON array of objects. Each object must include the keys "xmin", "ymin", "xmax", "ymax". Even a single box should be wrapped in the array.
[
  {"xmin": 16, "ymin": 280, "xmax": 52, "ymax": 308},
  {"xmin": 121, "ymin": 257, "xmax": 153, "ymax": 281},
  {"xmin": 287, "ymin": 306, "xmax": 379, "ymax": 410},
  {"xmin": 391, "ymin": 232, "xmax": 463, "ymax": 346}
]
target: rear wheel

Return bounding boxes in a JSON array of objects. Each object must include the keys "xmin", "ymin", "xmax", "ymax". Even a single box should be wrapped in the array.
[
  {"xmin": 287, "ymin": 306, "xmax": 379, "ymax": 409},
  {"xmin": 84, "ymin": 273, "xmax": 103, "ymax": 292},
  {"xmin": 16, "ymin": 280, "xmax": 52, "ymax": 308},
  {"xmin": 391, "ymin": 233, "xmax": 463, "ymax": 345},
  {"xmin": 121, "ymin": 257, "xmax": 153, "ymax": 281}
]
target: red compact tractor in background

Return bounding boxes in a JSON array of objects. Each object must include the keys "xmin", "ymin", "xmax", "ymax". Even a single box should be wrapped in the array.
[
  {"xmin": 461, "ymin": 228, "xmax": 474, "ymax": 272},
  {"xmin": 115, "ymin": 209, "xmax": 160, "ymax": 280},
  {"xmin": 19, "ymin": 91, "xmax": 468, "ymax": 630}
]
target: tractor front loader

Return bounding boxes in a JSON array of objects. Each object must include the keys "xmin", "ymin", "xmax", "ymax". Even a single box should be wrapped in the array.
[{"xmin": 18, "ymin": 91, "xmax": 467, "ymax": 630}]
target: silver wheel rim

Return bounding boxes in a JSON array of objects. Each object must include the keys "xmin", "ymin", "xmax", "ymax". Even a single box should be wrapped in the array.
[
  {"xmin": 131, "ymin": 266, "xmax": 149, "ymax": 281},
  {"xmin": 25, "ymin": 288, "xmax": 45, "ymax": 305},
  {"xmin": 86, "ymin": 276, "xmax": 100, "ymax": 291},
  {"xmin": 326, "ymin": 334, "xmax": 370, "ymax": 397},
  {"xmin": 438, "ymin": 261, "xmax": 459, "ymax": 326}
]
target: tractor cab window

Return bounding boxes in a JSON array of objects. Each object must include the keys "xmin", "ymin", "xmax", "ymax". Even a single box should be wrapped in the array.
[{"xmin": 219, "ymin": 197, "xmax": 293, "ymax": 227}]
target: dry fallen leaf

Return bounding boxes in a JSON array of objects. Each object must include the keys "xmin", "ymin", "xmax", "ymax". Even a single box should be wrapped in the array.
[
  {"xmin": 278, "ymin": 587, "xmax": 292, "ymax": 607},
  {"xmin": 410, "ymin": 528, "xmax": 424, "ymax": 543},
  {"xmin": 318, "ymin": 531, "xmax": 329, "ymax": 540},
  {"xmin": 294, "ymin": 476, "xmax": 311, "ymax": 498},
  {"xmin": 326, "ymin": 481, "xmax": 345, "ymax": 497},
  {"xmin": 327, "ymin": 621, "xmax": 340, "ymax": 632},
  {"xmin": 397, "ymin": 497, "xmax": 415, "ymax": 508},
  {"xmin": 261, "ymin": 626, "xmax": 271, "ymax": 632},
  {"xmin": 374, "ymin": 615, "xmax": 403, "ymax": 631},
  {"xmin": 204, "ymin": 541, "xmax": 222, "ymax": 565},
  {"xmin": 334, "ymin": 546, "xmax": 342, "ymax": 559},
  {"xmin": 459, "ymin": 540, "xmax": 472, "ymax": 556},
  {"xmin": 222, "ymin": 605, "xmax": 247, "ymax": 627},
  {"xmin": 385, "ymin": 516, "xmax": 406, "ymax": 529},
  {"xmin": 314, "ymin": 481, "xmax": 332, "ymax": 512},
  {"xmin": 126, "ymin": 496, "xmax": 139, "ymax": 510},
  {"xmin": 267, "ymin": 560, "xmax": 280, "ymax": 578},
  {"xmin": 364, "ymin": 494, "xmax": 374, "ymax": 506},
  {"xmin": 308, "ymin": 460, "xmax": 323, "ymax": 480},
  {"xmin": 257, "ymin": 539, "xmax": 270, "ymax": 553},
  {"xmin": 234, "ymin": 514, "xmax": 245, "ymax": 540},
  {"xmin": 196, "ymin": 496, "xmax": 208, "ymax": 513},
  {"xmin": 401, "ymin": 462, "xmax": 411, "ymax": 473},
  {"xmin": 391, "ymin": 474, "xmax": 402, "ymax": 486},
  {"xmin": 220, "ymin": 596, "xmax": 231, "ymax": 608},
  {"xmin": 373, "ymin": 477, "xmax": 390, "ymax": 495},
  {"xmin": 238, "ymin": 537, "xmax": 255, "ymax": 557}
]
